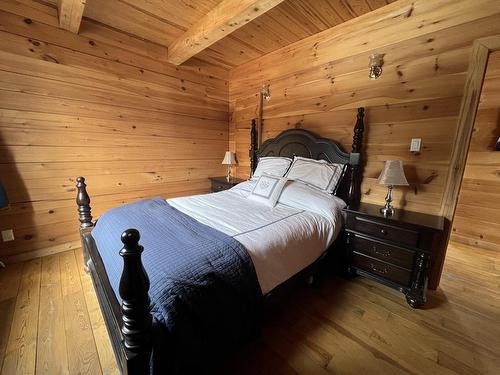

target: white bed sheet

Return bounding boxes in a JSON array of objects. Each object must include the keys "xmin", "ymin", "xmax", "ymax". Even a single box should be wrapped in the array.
[{"xmin": 167, "ymin": 180, "xmax": 344, "ymax": 294}]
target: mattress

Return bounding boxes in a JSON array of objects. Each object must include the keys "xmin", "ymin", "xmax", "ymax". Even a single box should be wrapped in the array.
[{"xmin": 168, "ymin": 179, "xmax": 345, "ymax": 294}]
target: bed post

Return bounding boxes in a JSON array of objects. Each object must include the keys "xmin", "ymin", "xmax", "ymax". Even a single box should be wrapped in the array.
[
  {"xmin": 119, "ymin": 229, "xmax": 153, "ymax": 375},
  {"xmin": 249, "ymin": 118, "xmax": 258, "ymax": 175},
  {"xmin": 76, "ymin": 176, "xmax": 93, "ymax": 273},
  {"xmin": 347, "ymin": 108, "xmax": 365, "ymax": 207}
]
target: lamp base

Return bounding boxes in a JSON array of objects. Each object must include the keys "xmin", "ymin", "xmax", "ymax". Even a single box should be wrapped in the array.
[
  {"xmin": 380, "ymin": 205, "xmax": 394, "ymax": 217},
  {"xmin": 380, "ymin": 184, "xmax": 394, "ymax": 217}
]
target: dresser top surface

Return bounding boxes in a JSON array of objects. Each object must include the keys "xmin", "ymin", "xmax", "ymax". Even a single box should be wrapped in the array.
[{"xmin": 344, "ymin": 202, "xmax": 445, "ymax": 231}]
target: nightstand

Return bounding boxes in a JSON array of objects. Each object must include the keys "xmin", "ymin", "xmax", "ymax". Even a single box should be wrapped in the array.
[
  {"xmin": 209, "ymin": 176, "xmax": 245, "ymax": 193},
  {"xmin": 343, "ymin": 203, "xmax": 445, "ymax": 308}
]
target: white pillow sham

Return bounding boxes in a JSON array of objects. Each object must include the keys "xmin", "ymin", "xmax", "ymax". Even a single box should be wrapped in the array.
[
  {"xmin": 247, "ymin": 174, "xmax": 288, "ymax": 207},
  {"xmin": 278, "ymin": 180, "xmax": 346, "ymax": 222},
  {"xmin": 285, "ymin": 156, "xmax": 345, "ymax": 194},
  {"xmin": 252, "ymin": 157, "xmax": 292, "ymax": 180}
]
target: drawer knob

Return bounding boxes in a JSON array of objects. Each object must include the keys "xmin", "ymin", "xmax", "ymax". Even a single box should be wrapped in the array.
[
  {"xmin": 380, "ymin": 229, "xmax": 388, "ymax": 235},
  {"xmin": 370, "ymin": 263, "xmax": 389, "ymax": 274},
  {"xmin": 373, "ymin": 246, "xmax": 391, "ymax": 257}
]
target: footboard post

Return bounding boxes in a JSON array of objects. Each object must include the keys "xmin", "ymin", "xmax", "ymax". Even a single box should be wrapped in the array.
[
  {"xmin": 119, "ymin": 229, "xmax": 153, "ymax": 375},
  {"xmin": 76, "ymin": 176, "xmax": 93, "ymax": 273},
  {"xmin": 347, "ymin": 108, "xmax": 365, "ymax": 207}
]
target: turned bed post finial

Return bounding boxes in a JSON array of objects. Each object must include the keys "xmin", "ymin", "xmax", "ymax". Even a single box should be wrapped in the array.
[
  {"xmin": 250, "ymin": 119, "xmax": 258, "ymax": 175},
  {"xmin": 119, "ymin": 229, "xmax": 153, "ymax": 374},
  {"xmin": 76, "ymin": 176, "xmax": 93, "ymax": 228},
  {"xmin": 348, "ymin": 108, "xmax": 365, "ymax": 207}
]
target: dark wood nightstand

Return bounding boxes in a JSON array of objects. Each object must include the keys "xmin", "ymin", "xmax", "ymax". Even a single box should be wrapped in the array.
[
  {"xmin": 209, "ymin": 176, "xmax": 245, "ymax": 193},
  {"xmin": 343, "ymin": 202, "xmax": 445, "ymax": 308}
]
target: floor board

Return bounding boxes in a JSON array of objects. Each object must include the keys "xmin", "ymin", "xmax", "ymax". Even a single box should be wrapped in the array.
[{"xmin": 0, "ymin": 241, "xmax": 499, "ymax": 374}]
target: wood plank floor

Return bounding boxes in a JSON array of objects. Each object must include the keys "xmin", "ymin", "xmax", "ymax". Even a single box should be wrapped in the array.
[{"xmin": 0, "ymin": 241, "xmax": 499, "ymax": 374}]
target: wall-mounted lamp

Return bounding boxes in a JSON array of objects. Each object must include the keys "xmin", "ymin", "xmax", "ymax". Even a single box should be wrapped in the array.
[
  {"xmin": 261, "ymin": 84, "xmax": 271, "ymax": 101},
  {"xmin": 368, "ymin": 53, "xmax": 385, "ymax": 79}
]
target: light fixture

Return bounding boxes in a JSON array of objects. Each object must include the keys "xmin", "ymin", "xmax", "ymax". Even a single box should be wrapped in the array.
[
  {"xmin": 261, "ymin": 84, "xmax": 271, "ymax": 101},
  {"xmin": 378, "ymin": 160, "xmax": 408, "ymax": 216},
  {"xmin": 222, "ymin": 151, "xmax": 237, "ymax": 182},
  {"xmin": 368, "ymin": 53, "xmax": 384, "ymax": 79}
]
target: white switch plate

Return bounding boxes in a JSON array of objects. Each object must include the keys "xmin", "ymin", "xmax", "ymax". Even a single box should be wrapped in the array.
[
  {"xmin": 1, "ymin": 229, "xmax": 14, "ymax": 242},
  {"xmin": 410, "ymin": 138, "xmax": 422, "ymax": 152}
]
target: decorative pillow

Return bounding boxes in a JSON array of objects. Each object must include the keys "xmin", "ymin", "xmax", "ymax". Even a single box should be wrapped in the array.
[
  {"xmin": 251, "ymin": 157, "xmax": 292, "ymax": 180},
  {"xmin": 285, "ymin": 156, "xmax": 345, "ymax": 194},
  {"xmin": 247, "ymin": 174, "xmax": 288, "ymax": 207}
]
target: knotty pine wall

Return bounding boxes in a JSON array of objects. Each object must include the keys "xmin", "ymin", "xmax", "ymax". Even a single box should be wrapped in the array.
[
  {"xmin": 0, "ymin": 3, "xmax": 228, "ymax": 263},
  {"xmin": 229, "ymin": 0, "xmax": 500, "ymax": 218},
  {"xmin": 451, "ymin": 51, "xmax": 500, "ymax": 251}
]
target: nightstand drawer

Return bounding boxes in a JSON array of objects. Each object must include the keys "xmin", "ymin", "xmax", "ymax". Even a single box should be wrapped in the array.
[
  {"xmin": 349, "ymin": 215, "xmax": 419, "ymax": 247},
  {"xmin": 352, "ymin": 253, "xmax": 412, "ymax": 287},
  {"xmin": 351, "ymin": 235, "xmax": 415, "ymax": 270}
]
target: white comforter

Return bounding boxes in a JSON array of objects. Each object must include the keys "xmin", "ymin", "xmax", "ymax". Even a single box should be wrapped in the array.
[{"xmin": 168, "ymin": 180, "xmax": 345, "ymax": 294}]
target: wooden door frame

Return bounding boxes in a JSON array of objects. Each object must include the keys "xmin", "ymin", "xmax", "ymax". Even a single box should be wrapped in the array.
[{"xmin": 432, "ymin": 35, "xmax": 500, "ymax": 288}]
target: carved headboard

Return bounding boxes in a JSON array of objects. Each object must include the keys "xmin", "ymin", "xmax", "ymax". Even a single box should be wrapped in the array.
[{"xmin": 249, "ymin": 107, "xmax": 365, "ymax": 206}]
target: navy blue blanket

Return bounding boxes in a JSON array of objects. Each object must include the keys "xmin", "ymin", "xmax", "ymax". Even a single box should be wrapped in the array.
[{"xmin": 91, "ymin": 197, "xmax": 262, "ymax": 373}]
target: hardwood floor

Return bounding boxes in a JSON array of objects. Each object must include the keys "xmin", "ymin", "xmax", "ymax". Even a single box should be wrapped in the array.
[{"xmin": 0, "ymin": 242, "xmax": 499, "ymax": 374}]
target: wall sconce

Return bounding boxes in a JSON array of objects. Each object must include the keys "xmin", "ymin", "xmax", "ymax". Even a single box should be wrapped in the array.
[
  {"xmin": 261, "ymin": 84, "xmax": 271, "ymax": 101},
  {"xmin": 368, "ymin": 53, "xmax": 384, "ymax": 79}
]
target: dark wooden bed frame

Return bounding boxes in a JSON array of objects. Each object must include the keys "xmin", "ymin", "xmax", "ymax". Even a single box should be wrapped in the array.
[{"xmin": 75, "ymin": 107, "xmax": 365, "ymax": 374}]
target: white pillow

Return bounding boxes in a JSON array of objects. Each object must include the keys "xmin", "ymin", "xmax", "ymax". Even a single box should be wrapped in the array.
[
  {"xmin": 278, "ymin": 180, "xmax": 346, "ymax": 222},
  {"xmin": 252, "ymin": 157, "xmax": 292, "ymax": 180},
  {"xmin": 247, "ymin": 174, "xmax": 288, "ymax": 207},
  {"xmin": 285, "ymin": 156, "xmax": 345, "ymax": 194}
]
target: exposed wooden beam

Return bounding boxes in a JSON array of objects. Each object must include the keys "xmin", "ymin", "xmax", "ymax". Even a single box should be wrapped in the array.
[
  {"xmin": 167, "ymin": 0, "xmax": 285, "ymax": 65},
  {"xmin": 57, "ymin": 0, "xmax": 86, "ymax": 33}
]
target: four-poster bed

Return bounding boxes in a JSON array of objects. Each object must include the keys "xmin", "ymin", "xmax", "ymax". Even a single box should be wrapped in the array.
[{"xmin": 75, "ymin": 108, "xmax": 366, "ymax": 374}]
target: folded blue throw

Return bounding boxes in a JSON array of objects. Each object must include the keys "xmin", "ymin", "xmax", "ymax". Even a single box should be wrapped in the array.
[{"xmin": 91, "ymin": 197, "xmax": 262, "ymax": 373}]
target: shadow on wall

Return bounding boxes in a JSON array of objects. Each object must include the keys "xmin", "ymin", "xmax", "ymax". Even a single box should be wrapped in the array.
[{"xmin": 0, "ymin": 129, "xmax": 34, "ymax": 263}]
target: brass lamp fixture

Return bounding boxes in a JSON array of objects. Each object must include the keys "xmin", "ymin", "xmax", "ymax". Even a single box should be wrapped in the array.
[
  {"xmin": 368, "ymin": 53, "xmax": 384, "ymax": 79},
  {"xmin": 222, "ymin": 151, "xmax": 237, "ymax": 181},
  {"xmin": 378, "ymin": 160, "xmax": 408, "ymax": 216}
]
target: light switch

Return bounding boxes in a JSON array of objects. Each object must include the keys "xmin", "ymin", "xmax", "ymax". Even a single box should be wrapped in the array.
[
  {"xmin": 410, "ymin": 138, "xmax": 421, "ymax": 152},
  {"xmin": 1, "ymin": 229, "xmax": 14, "ymax": 242}
]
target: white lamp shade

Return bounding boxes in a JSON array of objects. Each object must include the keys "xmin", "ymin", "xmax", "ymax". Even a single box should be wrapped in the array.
[
  {"xmin": 378, "ymin": 160, "xmax": 409, "ymax": 186},
  {"xmin": 222, "ymin": 151, "xmax": 237, "ymax": 165}
]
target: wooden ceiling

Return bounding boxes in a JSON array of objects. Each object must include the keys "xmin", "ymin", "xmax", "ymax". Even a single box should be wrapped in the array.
[{"xmin": 50, "ymin": 0, "xmax": 396, "ymax": 70}]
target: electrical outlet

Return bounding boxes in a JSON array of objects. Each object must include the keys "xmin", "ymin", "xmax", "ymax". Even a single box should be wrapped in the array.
[
  {"xmin": 410, "ymin": 138, "xmax": 422, "ymax": 152},
  {"xmin": 1, "ymin": 229, "xmax": 14, "ymax": 242}
]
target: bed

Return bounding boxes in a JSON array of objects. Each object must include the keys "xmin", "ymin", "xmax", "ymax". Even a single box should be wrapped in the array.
[{"xmin": 75, "ymin": 108, "xmax": 365, "ymax": 374}]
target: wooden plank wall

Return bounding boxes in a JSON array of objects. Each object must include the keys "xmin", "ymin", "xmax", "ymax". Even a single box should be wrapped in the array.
[
  {"xmin": 0, "ymin": 2, "xmax": 228, "ymax": 263},
  {"xmin": 451, "ymin": 51, "xmax": 500, "ymax": 251},
  {"xmin": 229, "ymin": 0, "xmax": 500, "ymax": 217}
]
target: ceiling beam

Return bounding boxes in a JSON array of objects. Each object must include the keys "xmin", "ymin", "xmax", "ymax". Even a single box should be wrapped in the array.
[
  {"xmin": 167, "ymin": 0, "xmax": 285, "ymax": 65},
  {"xmin": 57, "ymin": 0, "xmax": 86, "ymax": 33}
]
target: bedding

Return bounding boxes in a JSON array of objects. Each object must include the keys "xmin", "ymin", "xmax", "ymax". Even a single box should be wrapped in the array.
[
  {"xmin": 251, "ymin": 156, "xmax": 292, "ymax": 180},
  {"xmin": 169, "ymin": 179, "xmax": 345, "ymax": 294},
  {"xmin": 91, "ymin": 198, "xmax": 262, "ymax": 373},
  {"xmin": 247, "ymin": 174, "xmax": 288, "ymax": 207},
  {"xmin": 285, "ymin": 156, "xmax": 345, "ymax": 194}
]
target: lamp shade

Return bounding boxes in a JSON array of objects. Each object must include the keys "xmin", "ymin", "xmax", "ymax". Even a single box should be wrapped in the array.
[
  {"xmin": 378, "ymin": 160, "xmax": 408, "ymax": 186},
  {"xmin": 0, "ymin": 182, "xmax": 8, "ymax": 209},
  {"xmin": 222, "ymin": 151, "xmax": 237, "ymax": 165}
]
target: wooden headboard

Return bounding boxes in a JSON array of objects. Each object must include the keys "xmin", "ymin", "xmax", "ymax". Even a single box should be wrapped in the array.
[{"xmin": 249, "ymin": 107, "xmax": 365, "ymax": 206}]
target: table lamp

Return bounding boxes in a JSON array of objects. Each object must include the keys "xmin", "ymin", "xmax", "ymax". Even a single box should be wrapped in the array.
[
  {"xmin": 222, "ymin": 151, "xmax": 237, "ymax": 181},
  {"xmin": 378, "ymin": 160, "xmax": 408, "ymax": 216}
]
